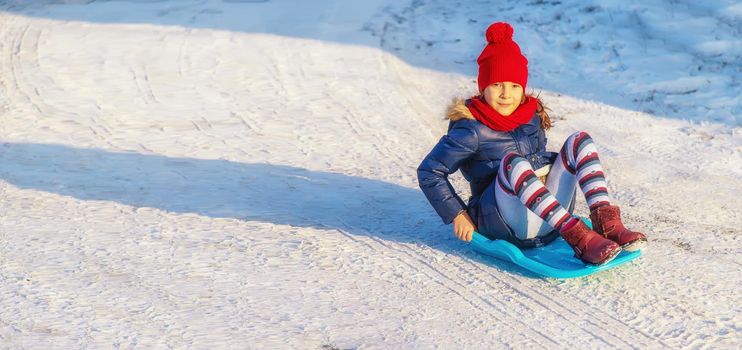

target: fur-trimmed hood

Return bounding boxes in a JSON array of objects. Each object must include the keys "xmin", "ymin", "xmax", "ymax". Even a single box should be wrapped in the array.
[{"xmin": 445, "ymin": 98, "xmax": 475, "ymax": 122}]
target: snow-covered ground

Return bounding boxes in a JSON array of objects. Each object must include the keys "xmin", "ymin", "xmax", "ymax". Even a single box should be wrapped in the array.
[{"xmin": 0, "ymin": 0, "xmax": 739, "ymax": 348}]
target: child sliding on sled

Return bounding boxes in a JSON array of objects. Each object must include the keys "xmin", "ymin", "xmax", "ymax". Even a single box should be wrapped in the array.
[{"xmin": 417, "ymin": 22, "xmax": 647, "ymax": 265}]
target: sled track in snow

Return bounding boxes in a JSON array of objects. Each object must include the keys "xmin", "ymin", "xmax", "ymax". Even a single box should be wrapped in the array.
[
  {"xmin": 334, "ymin": 220, "xmax": 553, "ymax": 348},
  {"xmin": 339, "ymin": 218, "xmax": 669, "ymax": 348},
  {"xmin": 2, "ymin": 16, "xmax": 113, "ymax": 148},
  {"xmin": 4, "ymin": 19, "xmax": 47, "ymax": 117},
  {"xmin": 462, "ymin": 260, "xmax": 671, "ymax": 348}
]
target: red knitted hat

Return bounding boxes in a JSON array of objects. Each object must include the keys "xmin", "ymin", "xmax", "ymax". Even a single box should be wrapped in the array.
[{"xmin": 476, "ymin": 22, "xmax": 528, "ymax": 93}]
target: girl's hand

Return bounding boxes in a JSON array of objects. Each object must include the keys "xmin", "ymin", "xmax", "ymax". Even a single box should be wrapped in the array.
[{"xmin": 453, "ymin": 211, "xmax": 477, "ymax": 242}]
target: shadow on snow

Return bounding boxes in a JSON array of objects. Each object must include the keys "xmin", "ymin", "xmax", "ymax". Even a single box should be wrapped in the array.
[{"xmin": 0, "ymin": 142, "xmax": 539, "ymax": 277}]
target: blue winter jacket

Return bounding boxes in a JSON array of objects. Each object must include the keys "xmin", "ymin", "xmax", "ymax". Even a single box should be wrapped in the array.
[{"xmin": 417, "ymin": 103, "xmax": 568, "ymax": 246}]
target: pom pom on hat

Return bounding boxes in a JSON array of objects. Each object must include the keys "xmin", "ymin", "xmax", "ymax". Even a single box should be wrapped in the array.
[
  {"xmin": 476, "ymin": 22, "xmax": 529, "ymax": 93},
  {"xmin": 485, "ymin": 22, "xmax": 513, "ymax": 44}
]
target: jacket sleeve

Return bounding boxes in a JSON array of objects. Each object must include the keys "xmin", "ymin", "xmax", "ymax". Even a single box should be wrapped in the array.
[{"xmin": 417, "ymin": 121, "xmax": 479, "ymax": 224}]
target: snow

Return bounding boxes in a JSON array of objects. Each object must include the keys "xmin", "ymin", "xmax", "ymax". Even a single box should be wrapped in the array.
[
  {"xmin": 0, "ymin": 0, "xmax": 739, "ymax": 348},
  {"xmin": 371, "ymin": 0, "xmax": 741, "ymax": 125}
]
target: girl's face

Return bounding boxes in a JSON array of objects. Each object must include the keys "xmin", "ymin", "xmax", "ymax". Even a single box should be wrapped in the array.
[{"xmin": 483, "ymin": 82, "xmax": 524, "ymax": 116}]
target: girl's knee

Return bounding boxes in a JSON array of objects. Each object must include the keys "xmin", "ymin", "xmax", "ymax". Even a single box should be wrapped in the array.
[
  {"xmin": 565, "ymin": 131, "xmax": 596, "ymax": 156},
  {"xmin": 501, "ymin": 151, "xmax": 525, "ymax": 171},
  {"xmin": 567, "ymin": 131, "xmax": 592, "ymax": 141},
  {"xmin": 503, "ymin": 151, "xmax": 525, "ymax": 163}
]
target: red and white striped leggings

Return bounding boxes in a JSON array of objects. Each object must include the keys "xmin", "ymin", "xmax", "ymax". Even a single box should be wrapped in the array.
[{"xmin": 495, "ymin": 131, "xmax": 611, "ymax": 240}]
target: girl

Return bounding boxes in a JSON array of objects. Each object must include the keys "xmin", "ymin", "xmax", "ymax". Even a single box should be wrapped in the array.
[{"xmin": 417, "ymin": 22, "xmax": 647, "ymax": 265}]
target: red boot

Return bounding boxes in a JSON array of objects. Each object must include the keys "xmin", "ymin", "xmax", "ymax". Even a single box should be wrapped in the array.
[
  {"xmin": 560, "ymin": 219, "xmax": 622, "ymax": 265},
  {"xmin": 590, "ymin": 205, "xmax": 647, "ymax": 252}
]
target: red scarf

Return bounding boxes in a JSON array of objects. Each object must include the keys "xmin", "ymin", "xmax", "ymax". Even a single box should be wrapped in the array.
[{"xmin": 466, "ymin": 95, "xmax": 538, "ymax": 132}]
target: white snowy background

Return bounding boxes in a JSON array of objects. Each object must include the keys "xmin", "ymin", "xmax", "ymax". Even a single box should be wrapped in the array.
[{"xmin": 0, "ymin": 0, "xmax": 739, "ymax": 348}]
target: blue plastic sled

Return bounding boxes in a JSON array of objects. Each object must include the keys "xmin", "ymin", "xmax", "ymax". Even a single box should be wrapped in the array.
[{"xmin": 470, "ymin": 219, "xmax": 642, "ymax": 279}]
